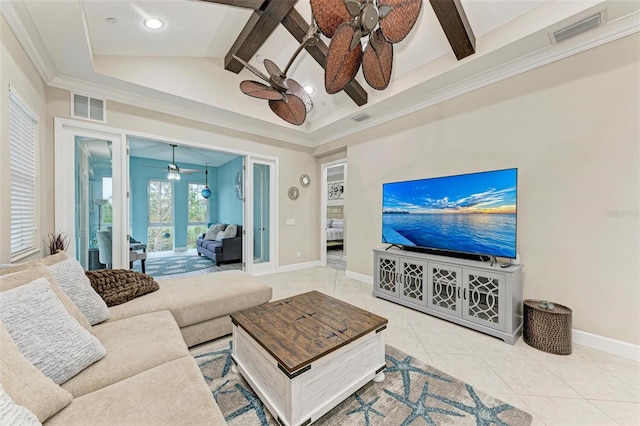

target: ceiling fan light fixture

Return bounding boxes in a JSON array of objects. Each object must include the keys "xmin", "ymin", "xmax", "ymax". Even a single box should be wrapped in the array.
[
  {"xmin": 167, "ymin": 170, "xmax": 181, "ymax": 180},
  {"xmin": 144, "ymin": 18, "xmax": 164, "ymax": 29}
]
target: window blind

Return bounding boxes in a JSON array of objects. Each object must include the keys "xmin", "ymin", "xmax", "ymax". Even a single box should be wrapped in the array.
[{"xmin": 9, "ymin": 88, "xmax": 38, "ymax": 258}]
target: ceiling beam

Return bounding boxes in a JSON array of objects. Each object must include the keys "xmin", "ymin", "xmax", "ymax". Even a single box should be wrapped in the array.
[
  {"xmin": 281, "ymin": 8, "xmax": 367, "ymax": 106},
  {"xmin": 429, "ymin": 0, "xmax": 475, "ymax": 60},
  {"xmin": 224, "ymin": 0, "xmax": 299, "ymax": 73},
  {"xmin": 198, "ymin": 0, "xmax": 268, "ymax": 10}
]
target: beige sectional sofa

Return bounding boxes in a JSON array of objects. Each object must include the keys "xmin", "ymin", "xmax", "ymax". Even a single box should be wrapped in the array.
[{"xmin": 0, "ymin": 254, "xmax": 272, "ymax": 425}]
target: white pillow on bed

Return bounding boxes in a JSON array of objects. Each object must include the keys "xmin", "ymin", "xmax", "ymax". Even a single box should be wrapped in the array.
[
  {"xmin": 326, "ymin": 219, "xmax": 333, "ymax": 228},
  {"xmin": 331, "ymin": 219, "xmax": 344, "ymax": 229}
]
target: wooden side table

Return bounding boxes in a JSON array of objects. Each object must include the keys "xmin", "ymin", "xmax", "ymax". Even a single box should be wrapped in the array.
[{"xmin": 523, "ymin": 299, "xmax": 573, "ymax": 355}]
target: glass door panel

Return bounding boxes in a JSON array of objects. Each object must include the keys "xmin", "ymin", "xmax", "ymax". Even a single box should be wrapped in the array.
[
  {"xmin": 75, "ymin": 137, "xmax": 113, "ymax": 270},
  {"xmin": 253, "ymin": 163, "xmax": 270, "ymax": 263}
]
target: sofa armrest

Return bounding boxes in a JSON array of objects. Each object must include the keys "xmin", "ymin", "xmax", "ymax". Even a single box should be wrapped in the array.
[{"xmin": 221, "ymin": 236, "xmax": 242, "ymax": 260}]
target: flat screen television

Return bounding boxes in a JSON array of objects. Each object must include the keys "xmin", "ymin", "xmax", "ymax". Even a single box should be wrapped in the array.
[{"xmin": 382, "ymin": 168, "xmax": 518, "ymax": 259}]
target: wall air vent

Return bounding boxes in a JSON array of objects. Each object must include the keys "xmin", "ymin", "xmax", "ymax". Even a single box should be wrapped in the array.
[
  {"xmin": 72, "ymin": 93, "xmax": 106, "ymax": 122},
  {"xmin": 351, "ymin": 113, "xmax": 371, "ymax": 122},
  {"xmin": 552, "ymin": 13, "xmax": 602, "ymax": 44}
]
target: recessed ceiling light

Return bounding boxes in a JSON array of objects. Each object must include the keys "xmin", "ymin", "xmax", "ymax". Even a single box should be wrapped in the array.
[
  {"xmin": 144, "ymin": 18, "xmax": 164, "ymax": 29},
  {"xmin": 303, "ymin": 85, "xmax": 314, "ymax": 95}
]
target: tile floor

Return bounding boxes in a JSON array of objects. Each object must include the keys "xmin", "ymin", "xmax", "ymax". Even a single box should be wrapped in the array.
[{"xmin": 198, "ymin": 266, "xmax": 640, "ymax": 426}]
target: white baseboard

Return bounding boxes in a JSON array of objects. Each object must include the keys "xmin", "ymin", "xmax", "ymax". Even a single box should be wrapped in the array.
[
  {"xmin": 345, "ymin": 270, "xmax": 373, "ymax": 285},
  {"xmin": 573, "ymin": 329, "xmax": 640, "ymax": 362},
  {"xmin": 276, "ymin": 260, "xmax": 321, "ymax": 273},
  {"xmin": 174, "ymin": 247, "xmax": 188, "ymax": 252}
]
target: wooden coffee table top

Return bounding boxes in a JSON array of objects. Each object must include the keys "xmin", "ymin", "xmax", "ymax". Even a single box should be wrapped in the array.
[{"xmin": 230, "ymin": 291, "xmax": 388, "ymax": 374}]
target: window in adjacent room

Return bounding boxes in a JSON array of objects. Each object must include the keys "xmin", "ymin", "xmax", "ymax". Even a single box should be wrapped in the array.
[
  {"xmin": 187, "ymin": 183, "xmax": 209, "ymax": 249},
  {"xmin": 147, "ymin": 179, "xmax": 174, "ymax": 252},
  {"xmin": 9, "ymin": 87, "xmax": 39, "ymax": 260}
]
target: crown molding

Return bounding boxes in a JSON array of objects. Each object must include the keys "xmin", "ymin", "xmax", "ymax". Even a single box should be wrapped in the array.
[
  {"xmin": 0, "ymin": 0, "xmax": 57, "ymax": 83},
  {"xmin": 48, "ymin": 74, "xmax": 315, "ymax": 148}
]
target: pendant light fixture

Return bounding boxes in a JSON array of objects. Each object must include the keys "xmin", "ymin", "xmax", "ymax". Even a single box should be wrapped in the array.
[{"xmin": 201, "ymin": 163, "xmax": 212, "ymax": 199}]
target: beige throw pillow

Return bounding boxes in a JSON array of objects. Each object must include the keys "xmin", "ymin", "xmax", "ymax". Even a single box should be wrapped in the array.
[
  {"xmin": 221, "ymin": 224, "xmax": 238, "ymax": 239},
  {"xmin": 0, "ymin": 279, "xmax": 106, "ymax": 385},
  {"xmin": 0, "ymin": 323, "xmax": 72, "ymax": 422},
  {"xmin": 43, "ymin": 253, "xmax": 110, "ymax": 325},
  {"xmin": 0, "ymin": 264, "xmax": 92, "ymax": 332},
  {"xmin": 204, "ymin": 223, "xmax": 226, "ymax": 240}
]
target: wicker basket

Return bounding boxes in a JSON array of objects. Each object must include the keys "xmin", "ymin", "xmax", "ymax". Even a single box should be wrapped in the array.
[{"xmin": 523, "ymin": 299, "xmax": 573, "ymax": 355}]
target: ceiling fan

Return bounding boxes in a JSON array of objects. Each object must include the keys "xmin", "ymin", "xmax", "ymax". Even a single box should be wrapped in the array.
[
  {"xmin": 311, "ymin": 0, "xmax": 423, "ymax": 93},
  {"xmin": 142, "ymin": 144, "xmax": 201, "ymax": 179},
  {"xmin": 233, "ymin": 20, "xmax": 318, "ymax": 125}
]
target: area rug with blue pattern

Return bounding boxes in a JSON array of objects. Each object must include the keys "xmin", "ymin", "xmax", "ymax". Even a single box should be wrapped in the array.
[
  {"xmin": 132, "ymin": 255, "xmax": 240, "ymax": 277},
  {"xmin": 195, "ymin": 340, "xmax": 532, "ymax": 426}
]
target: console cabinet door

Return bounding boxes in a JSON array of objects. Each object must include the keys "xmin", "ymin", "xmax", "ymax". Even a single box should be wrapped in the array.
[
  {"xmin": 374, "ymin": 253, "xmax": 400, "ymax": 297},
  {"xmin": 462, "ymin": 269, "xmax": 506, "ymax": 331},
  {"xmin": 398, "ymin": 259, "xmax": 427, "ymax": 307},
  {"xmin": 427, "ymin": 262, "xmax": 462, "ymax": 317}
]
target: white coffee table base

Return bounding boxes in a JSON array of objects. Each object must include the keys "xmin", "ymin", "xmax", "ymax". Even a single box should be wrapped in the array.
[{"xmin": 232, "ymin": 325, "xmax": 386, "ymax": 426}]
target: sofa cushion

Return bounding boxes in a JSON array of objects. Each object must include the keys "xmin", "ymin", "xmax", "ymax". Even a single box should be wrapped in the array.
[
  {"xmin": 41, "ymin": 252, "xmax": 110, "ymax": 325},
  {"xmin": 84, "ymin": 269, "xmax": 159, "ymax": 307},
  {"xmin": 45, "ymin": 357, "xmax": 225, "ymax": 426},
  {"xmin": 0, "ymin": 279, "xmax": 106, "ymax": 385},
  {"xmin": 202, "ymin": 240, "xmax": 223, "ymax": 253},
  {"xmin": 0, "ymin": 264, "xmax": 92, "ymax": 332},
  {"xmin": 61, "ymin": 311, "xmax": 189, "ymax": 398},
  {"xmin": 0, "ymin": 324, "xmax": 72, "ymax": 423},
  {"xmin": 204, "ymin": 223, "xmax": 226, "ymax": 240},
  {"xmin": 106, "ymin": 270, "xmax": 272, "ymax": 328},
  {"xmin": 0, "ymin": 385, "xmax": 41, "ymax": 426}
]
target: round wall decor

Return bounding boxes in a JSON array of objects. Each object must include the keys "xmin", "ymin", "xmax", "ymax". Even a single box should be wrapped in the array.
[
  {"xmin": 288, "ymin": 186, "xmax": 299, "ymax": 200},
  {"xmin": 300, "ymin": 174, "xmax": 311, "ymax": 187}
]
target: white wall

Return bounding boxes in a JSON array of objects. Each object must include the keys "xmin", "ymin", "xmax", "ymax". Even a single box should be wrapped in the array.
[
  {"xmin": 0, "ymin": 14, "xmax": 49, "ymax": 263},
  {"xmin": 342, "ymin": 34, "xmax": 640, "ymax": 345}
]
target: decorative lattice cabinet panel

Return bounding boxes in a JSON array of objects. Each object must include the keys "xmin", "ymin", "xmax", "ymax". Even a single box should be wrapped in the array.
[
  {"xmin": 427, "ymin": 262, "xmax": 462, "ymax": 317},
  {"xmin": 373, "ymin": 248, "xmax": 524, "ymax": 344}
]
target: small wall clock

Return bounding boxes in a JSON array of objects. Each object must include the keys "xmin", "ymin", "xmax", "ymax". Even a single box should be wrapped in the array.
[{"xmin": 288, "ymin": 186, "xmax": 299, "ymax": 200}]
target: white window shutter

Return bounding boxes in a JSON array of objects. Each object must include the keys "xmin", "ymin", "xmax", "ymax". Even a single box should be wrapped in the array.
[{"xmin": 9, "ymin": 88, "xmax": 38, "ymax": 258}]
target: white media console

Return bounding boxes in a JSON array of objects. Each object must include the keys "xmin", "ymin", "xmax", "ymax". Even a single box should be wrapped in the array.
[{"xmin": 373, "ymin": 247, "xmax": 524, "ymax": 344}]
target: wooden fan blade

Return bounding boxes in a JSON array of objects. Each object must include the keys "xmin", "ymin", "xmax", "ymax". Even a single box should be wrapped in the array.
[
  {"xmin": 286, "ymin": 79, "xmax": 313, "ymax": 113},
  {"xmin": 325, "ymin": 23, "xmax": 363, "ymax": 95},
  {"xmin": 240, "ymin": 80, "xmax": 284, "ymax": 101},
  {"xmin": 310, "ymin": 0, "xmax": 351, "ymax": 38},
  {"xmin": 232, "ymin": 54, "xmax": 270, "ymax": 82},
  {"xmin": 362, "ymin": 30, "xmax": 393, "ymax": 90},
  {"xmin": 269, "ymin": 95, "xmax": 306, "ymax": 125},
  {"xmin": 264, "ymin": 59, "xmax": 284, "ymax": 79},
  {"xmin": 379, "ymin": 0, "xmax": 422, "ymax": 43}
]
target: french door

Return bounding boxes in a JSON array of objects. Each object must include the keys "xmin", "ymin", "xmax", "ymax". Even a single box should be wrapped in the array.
[{"xmin": 55, "ymin": 119, "xmax": 129, "ymax": 269}]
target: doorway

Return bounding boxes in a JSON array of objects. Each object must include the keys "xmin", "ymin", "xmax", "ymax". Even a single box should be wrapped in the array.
[
  {"xmin": 321, "ymin": 161, "xmax": 347, "ymax": 271},
  {"xmin": 55, "ymin": 118, "xmax": 278, "ymax": 276}
]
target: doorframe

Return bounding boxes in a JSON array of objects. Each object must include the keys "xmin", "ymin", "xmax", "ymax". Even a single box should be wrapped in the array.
[
  {"xmin": 55, "ymin": 117, "xmax": 279, "ymax": 274},
  {"xmin": 319, "ymin": 159, "xmax": 347, "ymax": 267}
]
